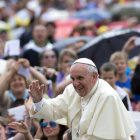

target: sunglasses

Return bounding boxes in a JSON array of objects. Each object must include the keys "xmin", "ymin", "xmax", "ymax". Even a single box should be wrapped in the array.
[
  {"xmin": 43, "ymin": 55, "xmax": 56, "ymax": 59},
  {"xmin": 41, "ymin": 121, "xmax": 57, "ymax": 128}
]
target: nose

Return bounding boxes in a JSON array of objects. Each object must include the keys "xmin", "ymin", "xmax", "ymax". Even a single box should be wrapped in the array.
[
  {"xmin": 73, "ymin": 79, "xmax": 80, "ymax": 87},
  {"xmin": 117, "ymin": 63, "xmax": 122, "ymax": 67},
  {"xmin": 46, "ymin": 123, "xmax": 51, "ymax": 128}
]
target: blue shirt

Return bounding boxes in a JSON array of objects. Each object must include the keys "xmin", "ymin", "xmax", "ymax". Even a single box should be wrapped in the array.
[{"xmin": 116, "ymin": 78, "xmax": 131, "ymax": 90}]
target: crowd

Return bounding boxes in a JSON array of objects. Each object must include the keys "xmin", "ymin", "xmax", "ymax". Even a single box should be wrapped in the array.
[{"xmin": 0, "ymin": 0, "xmax": 140, "ymax": 140}]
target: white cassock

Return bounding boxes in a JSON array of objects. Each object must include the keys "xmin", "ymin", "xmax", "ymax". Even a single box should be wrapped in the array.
[{"xmin": 30, "ymin": 79, "xmax": 136, "ymax": 140}]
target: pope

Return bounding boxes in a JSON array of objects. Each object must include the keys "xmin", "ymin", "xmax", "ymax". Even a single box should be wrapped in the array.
[{"xmin": 29, "ymin": 58, "xmax": 136, "ymax": 140}]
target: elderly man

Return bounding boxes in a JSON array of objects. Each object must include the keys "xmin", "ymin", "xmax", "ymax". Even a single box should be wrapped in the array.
[{"xmin": 29, "ymin": 58, "xmax": 136, "ymax": 140}]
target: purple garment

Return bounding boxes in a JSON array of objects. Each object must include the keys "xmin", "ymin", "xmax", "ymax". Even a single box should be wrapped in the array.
[
  {"xmin": 48, "ymin": 87, "xmax": 52, "ymax": 98},
  {"xmin": 56, "ymin": 72, "xmax": 65, "ymax": 84}
]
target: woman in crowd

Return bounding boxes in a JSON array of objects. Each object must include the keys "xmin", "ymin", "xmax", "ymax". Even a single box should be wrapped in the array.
[
  {"xmin": 38, "ymin": 49, "xmax": 58, "ymax": 97},
  {"xmin": 55, "ymin": 49, "xmax": 78, "ymax": 96},
  {"xmin": 8, "ymin": 117, "xmax": 67, "ymax": 140},
  {"xmin": 35, "ymin": 119, "xmax": 67, "ymax": 140},
  {"xmin": 0, "ymin": 58, "xmax": 47, "ymax": 117}
]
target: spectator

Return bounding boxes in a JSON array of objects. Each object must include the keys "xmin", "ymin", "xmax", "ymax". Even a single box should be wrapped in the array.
[
  {"xmin": 45, "ymin": 22, "xmax": 56, "ymax": 44},
  {"xmin": 35, "ymin": 119, "xmax": 67, "ymax": 140},
  {"xmin": 38, "ymin": 49, "xmax": 58, "ymax": 97},
  {"xmin": 55, "ymin": 49, "xmax": 77, "ymax": 96},
  {"xmin": 131, "ymin": 53, "xmax": 140, "ymax": 103},
  {"xmin": 121, "ymin": 36, "xmax": 140, "ymax": 103},
  {"xmin": 40, "ymin": 49, "xmax": 58, "ymax": 72},
  {"xmin": 110, "ymin": 51, "xmax": 132, "ymax": 92},
  {"xmin": 100, "ymin": 62, "xmax": 132, "ymax": 110},
  {"xmin": 0, "ymin": 58, "xmax": 47, "ymax": 117},
  {"xmin": 8, "ymin": 97, "xmax": 36, "ymax": 140},
  {"xmin": 9, "ymin": 118, "xmax": 67, "ymax": 140},
  {"xmin": 21, "ymin": 23, "xmax": 53, "ymax": 66}
]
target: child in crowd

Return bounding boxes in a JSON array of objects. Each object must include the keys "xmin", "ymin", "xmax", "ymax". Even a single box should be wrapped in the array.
[
  {"xmin": 110, "ymin": 51, "xmax": 132, "ymax": 95},
  {"xmin": 100, "ymin": 62, "xmax": 132, "ymax": 110}
]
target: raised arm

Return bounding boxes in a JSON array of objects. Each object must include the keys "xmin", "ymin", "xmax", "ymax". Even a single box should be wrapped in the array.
[
  {"xmin": 0, "ymin": 59, "xmax": 20, "ymax": 99},
  {"xmin": 19, "ymin": 58, "xmax": 47, "ymax": 85},
  {"xmin": 8, "ymin": 96, "xmax": 35, "ymax": 140},
  {"xmin": 29, "ymin": 66, "xmax": 47, "ymax": 86},
  {"xmin": 8, "ymin": 121, "xmax": 34, "ymax": 140},
  {"xmin": 29, "ymin": 80, "xmax": 45, "ymax": 103},
  {"xmin": 122, "ymin": 36, "xmax": 138, "ymax": 54}
]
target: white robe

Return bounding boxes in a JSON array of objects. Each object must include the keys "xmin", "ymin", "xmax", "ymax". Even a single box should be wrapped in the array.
[{"xmin": 30, "ymin": 79, "xmax": 136, "ymax": 140}]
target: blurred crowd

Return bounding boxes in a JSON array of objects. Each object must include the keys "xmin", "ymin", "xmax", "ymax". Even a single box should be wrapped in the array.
[{"xmin": 0, "ymin": 0, "xmax": 140, "ymax": 140}]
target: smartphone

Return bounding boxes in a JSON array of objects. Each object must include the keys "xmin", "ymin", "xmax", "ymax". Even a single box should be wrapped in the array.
[{"xmin": 134, "ymin": 37, "xmax": 140, "ymax": 46}]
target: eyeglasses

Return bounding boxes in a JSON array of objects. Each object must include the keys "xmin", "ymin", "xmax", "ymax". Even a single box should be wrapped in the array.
[
  {"xmin": 43, "ymin": 55, "xmax": 56, "ymax": 59},
  {"xmin": 64, "ymin": 59, "xmax": 75, "ymax": 64},
  {"xmin": 41, "ymin": 121, "xmax": 57, "ymax": 128}
]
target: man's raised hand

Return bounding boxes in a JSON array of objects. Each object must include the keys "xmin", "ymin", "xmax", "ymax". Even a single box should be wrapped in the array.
[{"xmin": 29, "ymin": 80, "xmax": 45, "ymax": 103}]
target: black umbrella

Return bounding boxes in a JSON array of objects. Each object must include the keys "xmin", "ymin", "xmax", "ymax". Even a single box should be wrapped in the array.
[{"xmin": 78, "ymin": 29, "xmax": 140, "ymax": 69}]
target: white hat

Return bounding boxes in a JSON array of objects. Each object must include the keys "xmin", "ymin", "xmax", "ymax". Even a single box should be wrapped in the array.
[
  {"xmin": 0, "ymin": 1, "xmax": 6, "ymax": 8},
  {"xmin": 73, "ymin": 58, "xmax": 96, "ymax": 68}
]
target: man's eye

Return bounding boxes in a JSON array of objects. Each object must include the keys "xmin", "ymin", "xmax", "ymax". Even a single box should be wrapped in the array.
[
  {"xmin": 78, "ymin": 77, "xmax": 83, "ymax": 80},
  {"xmin": 71, "ymin": 77, "xmax": 74, "ymax": 81}
]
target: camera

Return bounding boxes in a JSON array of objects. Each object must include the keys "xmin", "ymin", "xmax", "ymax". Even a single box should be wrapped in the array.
[
  {"xmin": 37, "ymin": 67, "xmax": 45, "ymax": 74},
  {"xmin": 134, "ymin": 37, "xmax": 140, "ymax": 46}
]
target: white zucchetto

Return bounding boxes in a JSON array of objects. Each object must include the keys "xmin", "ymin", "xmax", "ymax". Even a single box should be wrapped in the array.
[{"xmin": 73, "ymin": 58, "xmax": 96, "ymax": 68}]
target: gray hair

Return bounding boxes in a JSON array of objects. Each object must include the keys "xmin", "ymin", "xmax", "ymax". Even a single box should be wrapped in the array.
[{"xmin": 85, "ymin": 64, "xmax": 98, "ymax": 75}]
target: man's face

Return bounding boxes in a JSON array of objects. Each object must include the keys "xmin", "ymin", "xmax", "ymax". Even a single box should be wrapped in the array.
[
  {"xmin": 100, "ymin": 70, "xmax": 117, "ymax": 88},
  {"xmin": 33, "ymin": 25, "xmax": 47, "ymax": 43},
  {"xmin": 70, "ymin": 63, "xmax": 97, "ymax": 97}
]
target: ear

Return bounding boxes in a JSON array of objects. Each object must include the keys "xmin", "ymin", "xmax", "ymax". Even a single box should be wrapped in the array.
[{"xmin": 93, "ymin": 72, "xmax": 98, "ymax": 81}]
